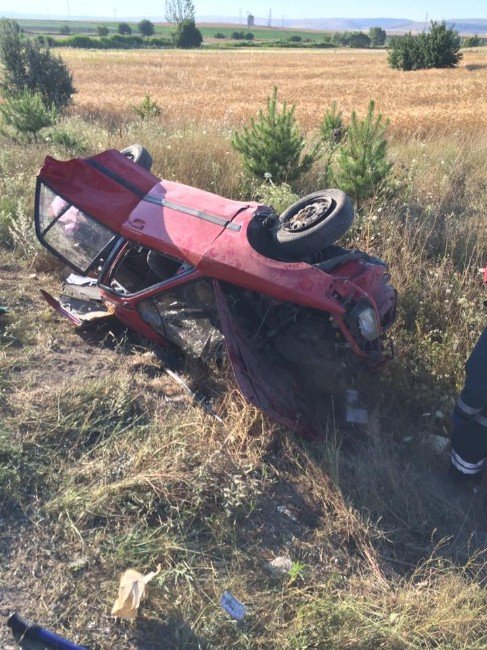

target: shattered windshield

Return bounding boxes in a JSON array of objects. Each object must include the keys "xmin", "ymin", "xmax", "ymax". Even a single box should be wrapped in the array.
[{"xmin": 36, "ymin": 183, "xmax": 116, "ymax": 274}]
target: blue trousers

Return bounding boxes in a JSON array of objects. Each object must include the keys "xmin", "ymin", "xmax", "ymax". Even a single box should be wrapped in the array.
[{"xmin": 451, "ymin": 326, "xmax": 487, "ymax": 477}]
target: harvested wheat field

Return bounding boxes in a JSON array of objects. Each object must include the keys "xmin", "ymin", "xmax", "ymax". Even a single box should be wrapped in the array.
[{"xmin": 62, "ymin": 47, "xmax": 487, "ymax": 137}]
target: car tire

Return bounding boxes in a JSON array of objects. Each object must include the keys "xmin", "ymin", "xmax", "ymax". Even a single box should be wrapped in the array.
[
  {"xmin": 273, "ymin": 189, "xmax": 354, "ymax": 259},
  {"xmin": 120, "ymin": 144, "xmax": 153, "ymax": 171}
]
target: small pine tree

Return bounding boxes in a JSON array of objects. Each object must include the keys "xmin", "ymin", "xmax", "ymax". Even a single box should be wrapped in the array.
[
  {"xmin": 0, "ymin": 90, "xmax": 57, "ymax": 142},
  {"xmin": 132, "ymin": 94, "xmax": 161, "ymax": 119},
  {"xmin": 232, "ymin": 87, "xmax": 318, "ymax": 183},
  {"xmin": 335, "ymin": 100, "xmax": 392, "ymax": 202},
  {"xmin": 319, "ymin": 101, "xmax": 347, "ymax": 185}
]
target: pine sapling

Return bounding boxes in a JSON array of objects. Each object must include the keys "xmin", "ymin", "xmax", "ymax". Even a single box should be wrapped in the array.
[
  {"xmin": 335, "ymin": 100, "xmax": 392, "ymax": 203},
  {"xmin": 232, "ymin": 87, "xmax": 318, "ymax": 184},
  {"xmin": 0, "ymin": 90, "xmax": 57, "ymax": 142}
]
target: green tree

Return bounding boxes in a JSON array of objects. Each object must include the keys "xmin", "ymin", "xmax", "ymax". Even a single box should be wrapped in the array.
[
  {"xmin": 335, "ymin": 100, "xmax": 392, "ymax": 202},
  {"xmin": 165, "ymin": 0, "xmax": 195, "ymax": 25},
  {"xmin": 0, "ymin": 19, "xmax": 75, "ymax": 112},
  {"xmin": 118, "ymin": 22, "xmax": 132, "ymax": 35},
  {"xmin": 138, "ymin": 19, "xmax": 155, "ymax": 37},
  {"xmin": 0, "ymin": 90, "xmax": 57, "ymax": 142},
  {"xmin": 59, "ymin": 24, "xmax": 70, "ymax": 35},
  {"xmin": 388, "ymin": 21, "xmax": 462, "ymax": 70},
  {"xmin": 319, "ymin": 101, "xmax": 347, "ymax": 185},
  {"xmin": 369, "ymin": 26, "xmax": 386, "ymax": 47},
  {"xmin": 232, "ymin": 87, "xmax": 318, "ymax": 183},
  {"xmin": 347, "ymin": 32, "xmax": 371, "ymax": 48},
  {"xmin": 97, "ymin": 25, "xmax": 109, "ymax": 36},
  {"xmin": 462, "ymin": 35, "xmax": 480, "ymax": 47},
  {"xmin": 173, "ymin": 20, "xmax": 202, "ymax": 48}
]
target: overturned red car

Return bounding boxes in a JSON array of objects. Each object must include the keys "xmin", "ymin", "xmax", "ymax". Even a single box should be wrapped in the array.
[{"xmin": 35, "ymin": 145, "xmax": 397, "ymax": 435}]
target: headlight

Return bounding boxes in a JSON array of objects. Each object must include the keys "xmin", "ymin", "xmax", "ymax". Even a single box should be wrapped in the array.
[{"xmin": 358, "ymin": 306, "xmax": 381, "ymax": 341}]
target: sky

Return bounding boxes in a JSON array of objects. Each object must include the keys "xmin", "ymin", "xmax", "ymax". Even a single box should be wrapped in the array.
[{"xmin": 0, "ymin": 1, "xmax": 485, "ymax": 20}]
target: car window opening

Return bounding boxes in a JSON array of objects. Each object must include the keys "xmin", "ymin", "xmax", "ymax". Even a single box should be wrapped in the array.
[{"xmin": 110, "ymin": 245, "xmax": 190, "ymax": 295}]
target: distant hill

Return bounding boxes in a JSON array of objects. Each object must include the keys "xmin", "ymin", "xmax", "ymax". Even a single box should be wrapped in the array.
[{"xmin": 198, "ymin": 16, "xmax": 487, "ymax": 35}]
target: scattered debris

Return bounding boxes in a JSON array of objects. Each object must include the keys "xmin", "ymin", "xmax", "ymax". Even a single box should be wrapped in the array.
[
  {"xmin": 0, "ymin": 305, "xmax": 8, "ymax": 315},
  {"xmin": 426, "ymin": 434, "xmax": 450, "ymax": 455},
  {"xmin": 7, "ymin": 612, "xmax": 87, "ymax": 649},
  {"xmin": 111, "ymin": 564, "xmax": 161, "ymax": 620},
  {"xmin": 345, "ymin": 389, "xmax": 368, "ymax": 424},
  {"xmin": 277, "ymin": 505, "xmax": 298, "ymax": 521},
  {"xmin": 220, "ymin": 591, "xmax": 246, "ymax": 621},
  {"xmin": 267, "ymin": 556, "xmax": 293, "ymax": 575}
]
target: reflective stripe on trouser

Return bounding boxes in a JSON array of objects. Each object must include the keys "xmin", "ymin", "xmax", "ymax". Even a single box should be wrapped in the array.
[{"xmin": 451, "ymin": 407, "xmax": 487, "ymax": 476}]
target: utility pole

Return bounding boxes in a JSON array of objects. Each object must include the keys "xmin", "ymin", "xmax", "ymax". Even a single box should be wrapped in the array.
[
  {"xmin": 267, "ymin": 8, "xmax": 272, "ymax": 28},
  {"xmin": 66, "ymin": 0, "xmax": 70, "ymax": 17},
  {"xmin": 239, "ymin": 8, "xmax": 242, "ymax": 24}
]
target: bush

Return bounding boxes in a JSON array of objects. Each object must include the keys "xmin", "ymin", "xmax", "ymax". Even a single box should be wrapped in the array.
[
  {"xmin": 173, "ymin": 20, "xmax": 202, "ymax": 48},
  {"xmin": 0, "ymin": 90, "xmax": 57, "ymax": 141},
  {"xmin": 0, "ymin": 19, "xmax": 75, "ymax": 112},
  {"xmin": 138, "ymin": 19, "xmax": 155, "ymax": 37},
  {"xmin": 335, "ymin": 100, "xmax": 392, "ymax": 202},
  {"xmin": 232, "ymin": 86, "xmax": 318, "ymax": 183},
  {"xmin": 214, "ymin": 32, "xmax": 226, "ymax": 39},
  {"xmin": 59, "ymin": 24, "xmax": 70, "ymax": 35},
  {"xmin": 288, "ymin": 35, "xmax": 302, "ymax": 43},
  {"xmin": 118, "ymin": 22, "xmax": 132, "ymax": 36},
  {"xmin": 462, "ymin": 35, "xmax": 480, "ymax": 48},
  {"xmin": 388, "ymin": 21, "xmax": 462, "ymax": 70},
  {"xmin": 244, "ymin": 32, "xmax": 255, "ymax": 41},
  {"xmin": 97, "ymin": 25, "xmax": 109, "ymax": 37},
  {"xmin": 369, "ymin": 26, "xmax": 386, "ymax": 47},
  {"xmin": 231, "ymin": 31, "xmax": 246, "ymax": 40},
  {"xmin": 347, "ymin": 32, "xmax": 371, "ymax": 48},
  {"xmin": 132, "ymin": 94, "xmax": 161, "ymax": 119}
]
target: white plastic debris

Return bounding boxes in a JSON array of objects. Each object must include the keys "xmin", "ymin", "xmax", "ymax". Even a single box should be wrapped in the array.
[
  {"xmin": 267, "ymin": 556, "xmax": 293, "ymax": 575},
  {"xmin": 220, "ymin": 591, "xmax": 246, "ymax": 621},
  {"xmin": 345, "ymin": 389, "xmax": 368, "ymax": 425},
  {"xmin": 277, "ymin": 505, "xmax": 297, "ymax": 521}
]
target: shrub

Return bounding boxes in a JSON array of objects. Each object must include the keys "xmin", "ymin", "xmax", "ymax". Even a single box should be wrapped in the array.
[
  {"xmin": 369, "ymin": 26, "xmax": 386, "ymax": 47},
  {"xmin": 132, "ymin": 94, "xmax": 161, "ymax": 119},
  {"xmin": 97, "ymin": 25, "xmax": 109, "ymax": 37},
  {"xmin": 347, "ymin": 32, "xmax": 371, "ymax": 48},
  {"xmin": 288, "ymin": 35, "xmax": 302, "ymax": 43},
  {"xmin": 0, "ymin": 90, "xmax": 57, "ymax": 142},
  {"xmin": 462, "ymin": 35, "xmax": 480, "ymax": 47},
  {"xmin": 214, "ymin": 32, "xmax": 226, "ymax": 39},
  {"xmin": 256, "ymin": 178, "xmax": 298, "ymax": 214},
  {"xmin": 118, "ymin": 22, "xmax": 132, "ymax": 35},
  {"xmin": 388, "ymin": 21, "xmax": 462, "ymax": 70},
  {"xmin": 244, "ymin": 32, "xmax": 255, "ymax": 41},
  {"xmin": 232, "ymin": 86, "xmax": 318, "ymax": 184},
  {"xmin": 0, "ymin": 19, "xmax": 75, "ymax": 112},
  {"xmin": 59, "ymin": 24, "xmax": 70, "ymax": 35},
  {"xmin": 138, "ymin": 19, "xmax": 155, "ymax": 37},
  {"xmin": 231, "ymin": 31, "xmax": 246, "ymax": 40},
  {"xmin": 335, "ymin": 100, "xmax": 392, "ymax": 202},
  {"xmin": 173, "ymin": 20, "xmax": 202, "ymax": 48}
]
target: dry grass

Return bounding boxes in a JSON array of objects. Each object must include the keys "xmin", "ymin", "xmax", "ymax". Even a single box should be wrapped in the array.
[
  {"xmin": 0, "ymin": 47, "xmax": 487, "ymax": 649},
  {"xmin": 61, "ymin": 48, "xmax": 487, "ymax": 136}
]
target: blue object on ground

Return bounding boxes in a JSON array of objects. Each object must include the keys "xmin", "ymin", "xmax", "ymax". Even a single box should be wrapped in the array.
[{"xmin": 7, "ymin": 613, "xmax": 88, "ymax": 650}]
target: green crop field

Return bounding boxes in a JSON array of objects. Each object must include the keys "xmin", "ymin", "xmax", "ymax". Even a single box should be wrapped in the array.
[{"xmin": 15, "ymin": 18, "xmax": 324, "ymax": 42}]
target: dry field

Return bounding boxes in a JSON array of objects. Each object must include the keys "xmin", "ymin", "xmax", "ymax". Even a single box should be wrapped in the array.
[{"xmin": 61, "ymin": 47, "xmax": 487, "ymax": 137}]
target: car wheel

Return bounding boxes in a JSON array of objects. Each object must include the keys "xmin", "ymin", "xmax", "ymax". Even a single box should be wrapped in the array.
[
  {"xmin": 273, "ymin": 190, "xmax": 354, "ymax": 259},
  {"xmin": 120, "ymin": 144, "xmax": 153, "ymax": 171}
]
